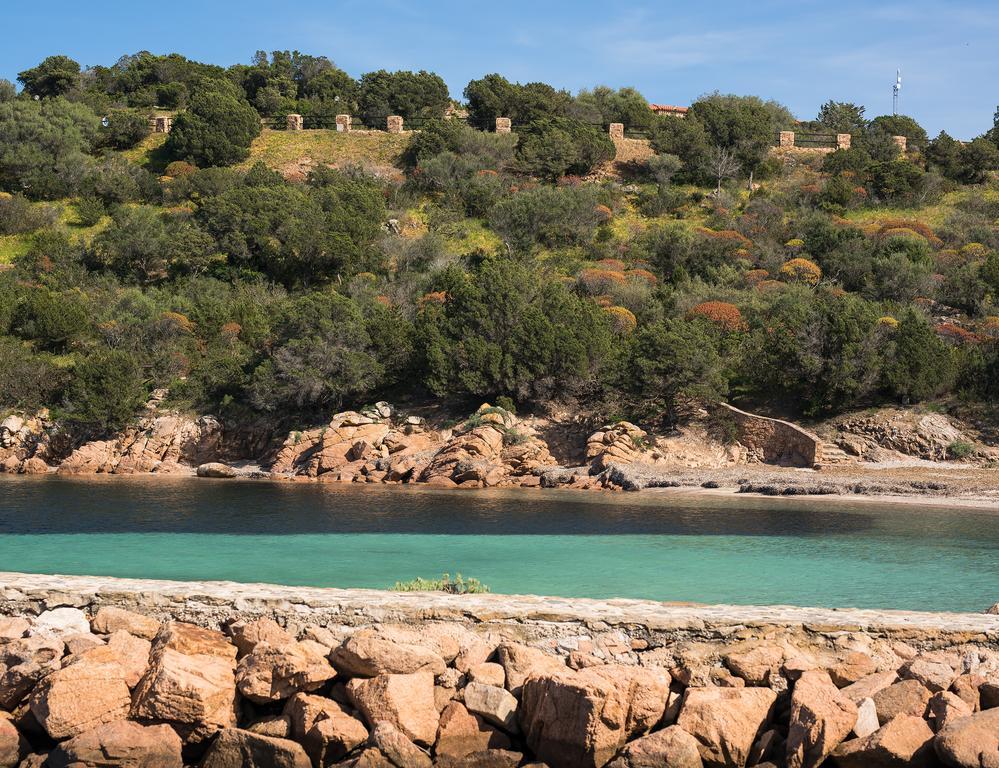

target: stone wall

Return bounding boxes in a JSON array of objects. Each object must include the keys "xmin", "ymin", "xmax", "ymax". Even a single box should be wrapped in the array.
[{"xmin": 714, "ymin": 403, "xmax": 822, "ymax": 467}]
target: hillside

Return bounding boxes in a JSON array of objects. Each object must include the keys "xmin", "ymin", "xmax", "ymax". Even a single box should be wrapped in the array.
[{"xmin": 1, "ymin": 50, "xmax": 998, "ymax": 474}]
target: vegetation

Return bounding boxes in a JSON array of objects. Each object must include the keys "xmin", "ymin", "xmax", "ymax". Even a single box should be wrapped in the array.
[
  {"xmin": 393, "ymin": 573, "xmax": 490, "ymax": 594},
  {"xmin": 1, "ymin": 48, "xmax": 998, "ymax": 437}
]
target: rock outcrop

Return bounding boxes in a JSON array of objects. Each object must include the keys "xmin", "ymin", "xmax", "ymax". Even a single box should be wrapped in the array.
[{"xmin": 57, "ymin": 413, "xmax": 222, "ymax": 475}]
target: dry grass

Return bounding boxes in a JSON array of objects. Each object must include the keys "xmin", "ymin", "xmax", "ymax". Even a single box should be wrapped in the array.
[{"xmin": 243, "ymin": 129, "xmax": 410, "ymax": 180}]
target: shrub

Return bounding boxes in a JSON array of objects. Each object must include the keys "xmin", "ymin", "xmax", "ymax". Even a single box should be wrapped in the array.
[
  {"xmin": 393, "ymin": 573, "xmax": 490, "ymax": 594},
  {"xmin": 780, "ymin": 258, "xmax": 822, "ymax": 285},
  {"xmin": 489, "ymin": 185, "xmax": 606, "ymax": 252},
  {"xmin": 688, "ymin": 301, "xmax": 746, "ymax": 332},
  {"xmin": 75, "ymin": 197, "xmax": 106, "ymax": 227},
  {"xmin": 64, "ymin": 349, "xmax": 147, "ymax": 432},
  {"xmin": 515, "ymin": 117, "xmax": 615, "ymax": 180},
  {"xmin": 100, "ymin": 109, "xmax": 151, "ymax": 150},
  {"xmin": 0, "ymin": 194, "xmax": 58, "ymax": 235},
  {"xmin": 947, "ymin": 440, "xmax": 974, "ymax": 460},
  {"xmin": 164, "ymin": 161, "xmax": 197, "ymax": 178},
  {"xmin": 604, "ymin": 305, "xmax": 637, "ymax": 335}
]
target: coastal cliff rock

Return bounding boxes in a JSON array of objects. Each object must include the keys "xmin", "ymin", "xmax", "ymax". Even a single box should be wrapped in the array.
[
  {"xmin": 2, "ymin": 580, "xmax": 999, "ymax": 768},
  {"xmin": 57, "ymin": 413, "xmax": 222, "ymax": 475},
  {"xmin": 0, "ymin": 411, "xmax": 70, "ymax": 474},
  {"xmin": 420, "ymin": 405, "xmax": 555, "ymax": 488}
]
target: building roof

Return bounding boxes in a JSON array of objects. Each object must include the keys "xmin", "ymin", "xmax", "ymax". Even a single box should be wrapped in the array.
[{"xmin": 649, "ymin": 104, "xmax": 689, "ymax": 114}]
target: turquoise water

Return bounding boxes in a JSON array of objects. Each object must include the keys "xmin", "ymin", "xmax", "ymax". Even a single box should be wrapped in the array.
[{"xmin": 0, "ymin": 476, "xmax": 996, "ymax": 611}]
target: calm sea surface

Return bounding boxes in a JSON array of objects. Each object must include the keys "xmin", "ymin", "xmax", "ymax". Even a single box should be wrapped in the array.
[{"xmin": 0, "ymin": 476, "xmax": 996, "ymax": 612}]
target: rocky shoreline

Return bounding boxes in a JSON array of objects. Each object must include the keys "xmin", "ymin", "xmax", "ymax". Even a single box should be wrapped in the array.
[
  {"xmin": 1, "ymin": 573, "xmax": 998, "ymax": 767},
  {"xmin": 3, "ymin": 401, "xmax": 999, "ymax": 505}
]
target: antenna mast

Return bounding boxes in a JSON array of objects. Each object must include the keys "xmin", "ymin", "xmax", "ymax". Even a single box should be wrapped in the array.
[{"xmin": 893, "ymin": 69, "xmax": 902, "ymax": 115}]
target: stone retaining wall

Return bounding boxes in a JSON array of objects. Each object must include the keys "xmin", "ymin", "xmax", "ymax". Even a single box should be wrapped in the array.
[
  {"xmin": 2, "ymin": 572, "xmax": 996, "ymax": 646},
  {"xmin": 714, "ymin": 403, "xmax": 822, "ymax": 467}
]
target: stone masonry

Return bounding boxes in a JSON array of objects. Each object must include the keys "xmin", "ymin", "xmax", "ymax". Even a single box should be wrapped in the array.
[
  {"xmin": 714, "ymin": 403, "xmax": 821, "ymax": 467},
  {"xmin": 386, "ymin": 115, "xmax": 404, "ymax": 133},
  {"xmin": 495, "ymin": 116, "xmax": 511, "ymax": 134}
]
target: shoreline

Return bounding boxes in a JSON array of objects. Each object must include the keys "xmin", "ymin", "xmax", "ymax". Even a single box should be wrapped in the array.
[{"xmin": 5, "ymin": 466, "xmax": 999, "ymax": 512}]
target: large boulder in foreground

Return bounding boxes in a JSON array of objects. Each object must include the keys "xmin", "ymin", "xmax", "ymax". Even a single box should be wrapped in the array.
[
  {"xmin": 331, "ymin": 629, "xmax": 446, "ymax": 677},
  {"xmin": 199, "ymin": 728, "xmax": 311, "ymax": 768},
  {"xmin": 46, "ymin": 720, "xmax": 182, "ymax": 768},
  {"xmin": 29, "ymin": 659, "xmax": 131, "ymax": 739},
  {"xmin": 676, "ymin": 686, "xmax": 777, "ymax": 768},
  {"xmin": 435, "ymin": 701, "xmax": 512, "ymax": 759},
  {"xmin": 0, "ymin": 718, "xmax": 28, "ymax": 768},
  {"xmin": 130, "ymin": 623, "xmax": 237, "ymax": 743},
  {"xmin": 236, "ymin": 640, "xmax": 335, "ymax": 703},
  {"xmin": 346, "ymin": 671, "xmax": 439, "ymax": 747},
  {"xmin": 831, "ymin": 714, "xmax": 935, "ymax": 767},
  {"xmin": 934, "ymin": 707, "xmax": 999, "ymax": 767},
  {"xmin": 786, "ymin": 669, "xmax": 858, "ymax": 768},
  {"xmin": 519, "ymin": 666, "xmax": 670, "ymax": 768},
  {"xmin": 607, "ymin": 725, "xmax": 703, "ymax": 768}
]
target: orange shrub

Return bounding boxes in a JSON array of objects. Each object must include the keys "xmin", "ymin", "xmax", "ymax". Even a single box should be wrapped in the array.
[
  {"xmin": 419, "ymin": 291, "xmax": 447, "ymax": 306},
  {"xmin": 936, "ymin": 322, "xmax": 980, "ymax": 344},
  {"xmin": 744, "ymin": 269, "xmax": 769, "ymax": 286},
  {"xmin": 594, "ymin": 204, "xmax": 613, "ymax": 222},
  {"xmin": 696, "ymin": 228, "xmax": 753, "ymax": 249},
  {"xmin": 164, "ymin": 161, "xmax": 196, "ymax": 178},
  {"xmin": 688, "ymin": 301, "xmax": 746, "ymax": 332},
  {"xmin": 604, "ymin": 306, "xmax": 637, "ymax": 335},
  {"xmin": 374, "ymin": 295, "xmax": 392, "ymax": 307},
  {"xmin": 220, "ymin": 322, "xmax": 242, "ymax": 339},
  {"xmin": 159, "ymin": 311, "xmax": 194, "ymax": 334},
  {"xmin": 578, "ymin": 268, "xmax": 626, "ymax": 294},
  {"xmin": 780, "ymin": 258, "xmax": 822, "ymax": 286},
  {"xmin": 594, "ymin": 294, "xmax": 614, "ymax": 307}
]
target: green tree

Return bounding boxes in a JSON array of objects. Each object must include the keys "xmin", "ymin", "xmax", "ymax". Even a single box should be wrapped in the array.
[
  {"xmin": 815, "ymin": 101, "xmax": 867, "ymax": 134},
  {"xmin": 0, "ymin": 97, "xmax": 99, "ymax": 199},
  {"xmin": 882, "ymin": 309, "xmax": 954, "ymax": 403},
  {"xmin": 356, "ymin": 70, "xmax": 450, "ymax": 124},
  {"xmin": 165, "ymin": 79, "xmax": 261, "ymax": 167},
  {"xmin": 17, "ymin": 55, "xmax": 81, "ymax": 98},
  {"xmin": 867, "ymin": 114, "xmax": 928, "ymax": 152},
  {"xmin": 417, "ymin": 259, "xmax": 611, "ymax": 400},
  {"xmin": 572, "ymin": 86, "xmax": 653, "ymax": 131},
  {"xmin": 65, "ymin": 349, "xmax": 147, "ymax": 432},
  {"xmin": 463, "ymin": 74, "xmax": 572, "ymax": 128},
  {"xmin": 0, "ymin": 337, "xmax": 68, "ymax": 411},
  {"xmin": 248, "ymin": 291, "xmax": 382, "ymax": 413},
  {"xmin": 610, "ymin": 317, "xmax": 729, "ymax": 425},
  {"xmin": 514, "ymin": 117, "xmax": 614, "ymax": 179}
]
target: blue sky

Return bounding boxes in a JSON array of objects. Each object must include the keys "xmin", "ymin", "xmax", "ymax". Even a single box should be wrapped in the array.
[{"xmin": 3, "ymin": 0, "xmax": 997, "ymax": 139}]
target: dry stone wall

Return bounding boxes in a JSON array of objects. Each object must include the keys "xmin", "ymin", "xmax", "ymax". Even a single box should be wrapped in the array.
[{"xmin": 714, "ymin": 403, "xmax": 822, "ymax": 467}]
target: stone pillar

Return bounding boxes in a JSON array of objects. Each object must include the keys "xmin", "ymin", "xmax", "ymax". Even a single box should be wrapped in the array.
[
  {"xmin": 335, "ymin": 114, "xmax": 352, "ymax": 133},
  {"xmin": 893, "ymin": 135, "xmax": 908, "ymax": 152},
  {"xmin": 836, "ymin": 133, "xmax": 852, "ymax": 150},
  {"xmin": 779, "ymin": 131, "xmax": 795, "ymax": 148},
  {"xmin": 608, "ymin": 123, "xmax": 624, "ymax": 139},
  {"xmin": 286, "ymin": 114, "xmax": 304, "ymax": 131},
  {"xmin": 386, "ymin": 115, "xmax": 404, "ymax": 133},
  {"xmin": 153, "ymin": 116, "xmax": 172, "ymax": 134},
  {"xmin": 495, "ymin": 117, "xmax": 511, "ymax": 134}
]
